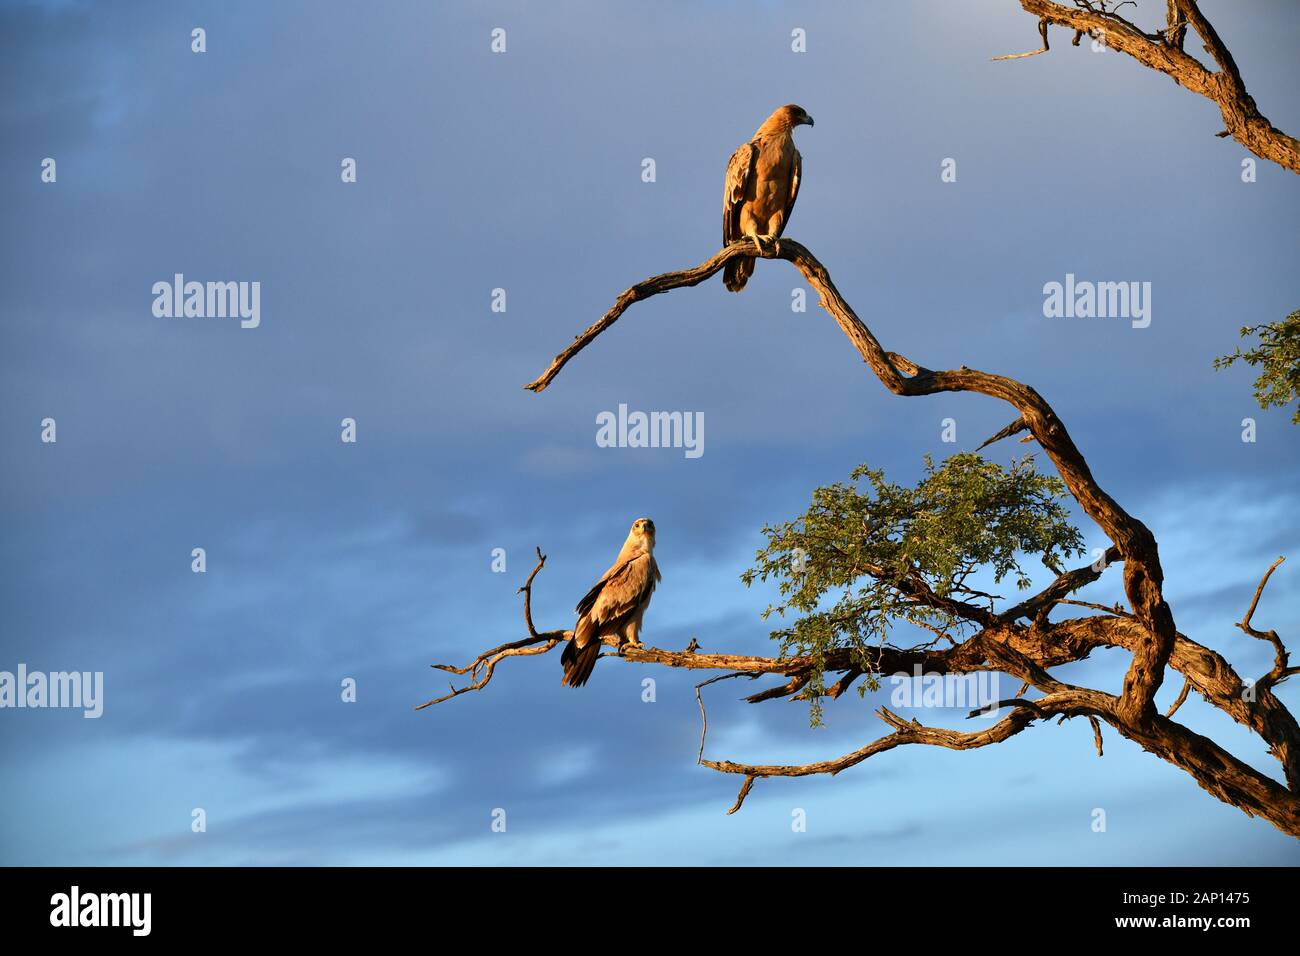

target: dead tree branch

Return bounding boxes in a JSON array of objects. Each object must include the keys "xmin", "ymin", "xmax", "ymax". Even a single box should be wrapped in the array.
[
  {"xmin": 415, "ymin": 548, "xmax": 569, "ymax": 709},
  {"xmin": 1004, "ymin": 0, "xmax": 1300, "ymax": 173},
  {"xmin": 992, "ymin": 16, "xmax": 1050, "ymax": 60},
  {"xmin": 1237, "ymin": 556, "xmax": 1292, "ymax": 691}
]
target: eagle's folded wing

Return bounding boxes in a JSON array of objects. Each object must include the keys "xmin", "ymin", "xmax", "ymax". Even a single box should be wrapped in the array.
[
  {"xmin": 574, "ymin": 552, "xmax": 657, "ymax": 647},
  {"xmin": 575, "ymin": 556, "xmax": 629, "ymax": 616},
  {"xmin": 723, "ymin": 141, "xmax": 757, "ymax": 246},
  {"xmin": 782, "ymin": 148, "xmax": 802, "ymax": 236}
]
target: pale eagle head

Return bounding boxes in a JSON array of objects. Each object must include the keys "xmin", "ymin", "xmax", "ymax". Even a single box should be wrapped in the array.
[{"xmin": 629, "ymin": 517, "xmax": 657, "ymax": 550}]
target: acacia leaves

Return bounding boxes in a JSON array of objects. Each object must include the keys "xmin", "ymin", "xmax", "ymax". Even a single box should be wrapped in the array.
[
  {"xmin": 1214, "ymin": 309, "xmax": 1300, "ymax": 424},
  {"xmin": 741, "ymin": 453, "xmax": 1084, "ymax": 723}
]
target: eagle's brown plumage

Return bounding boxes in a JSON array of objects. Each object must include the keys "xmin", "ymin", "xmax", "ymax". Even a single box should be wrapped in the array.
[
  {"xmin": 723, "ymin": 104, "xmax": 813, "ymax": 292},
  {"xmin": 561, "ymin": 518, "xmax": 661, "ymax": 688}
]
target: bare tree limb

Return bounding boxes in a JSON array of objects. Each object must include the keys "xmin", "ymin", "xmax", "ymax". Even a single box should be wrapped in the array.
[
  {"xmin": 1089, "ymin": 714, "xmax": 1105, "ymax": 756},
  {"xmin": 1058, "ymin": 597, "xmax": 1130, "ymax": 617},
  {"xmin": 992, "ymin": 16, "xmax": 1050, "ymax": 60},
  {"xmin": 976, "ymin": 415, "xmax": 1030, "ymax": 451},
  {"xmin": 415, "ymin": 548, "xmax": 569, "ymax": 709},
  {"xmin": 1000, "ymin": 547, "xmax": 1121, "ymax": 623},
  {"xmin": 523, "ymin": 242, "xmax": 755, "ymax": 393},
  {"xmin": 1237, "ymin": 556, "xmax": 1291, "ymax": 690},
  {"xmin": 1164, "ymin": 0, "xmax": 1188, "ymax": 51},
  {"xmin": 703, "ymin": 700, "xmax": 1066, "ymax": 787},
  {"xmin": 1007, "ymin": 0, "xmax": 1300, "ymax": 173},
  {"xmin": 726, "ymin": 775, "xmax": 757, "ymax": 814},
  {"xmin": 1166, "ymin": 676, "xmax": 1192, "ymax": 717},
  {"xmin": 694, "ymin": 671, "xmax": 756, "ymax": 764}
]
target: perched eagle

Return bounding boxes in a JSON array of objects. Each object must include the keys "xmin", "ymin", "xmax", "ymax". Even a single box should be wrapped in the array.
[
  {"xmin": 723, "ymin": 104, "xmax": 814, "ymax": 292},
  {"xmin": 561, "ymin": 518, "xmax": 661, "ymax": 688}
]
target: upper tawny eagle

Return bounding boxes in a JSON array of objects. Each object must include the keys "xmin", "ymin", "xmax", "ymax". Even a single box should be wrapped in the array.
[
  {"xmin": 722, "ymin": 104, "xmax": 814, "ymax": 292},
  {"xmin": 561, "ymin": 518, "xmax": 661, "ymax": 688}
]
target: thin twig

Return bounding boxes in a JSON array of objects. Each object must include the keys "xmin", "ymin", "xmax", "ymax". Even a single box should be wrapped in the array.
[
  {"xmin": 694, "ymin": 672, "xmax": 757, "ymax": 764},
  {"xmin": 1166, "ymin": 676, "xmax": 1192, "ymax": 717},
  {"xmin": 1089, "ymin": 715, "xmax": 1105, "ymax": 756}
]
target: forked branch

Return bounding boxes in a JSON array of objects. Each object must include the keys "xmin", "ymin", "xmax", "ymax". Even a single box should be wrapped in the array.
[
  {"xmin": 1237, "ymin": 556, "xmax": 1295, "ymax": 691},
  {"xmin": 1004, "ymin": 0, "xmax": 1300, "ymax": 173}
]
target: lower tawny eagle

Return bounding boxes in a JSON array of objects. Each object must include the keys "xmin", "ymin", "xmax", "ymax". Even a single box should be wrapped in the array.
[{"xmin": 561, "ymin": 518, "xmax": 661, "ymax": 688}]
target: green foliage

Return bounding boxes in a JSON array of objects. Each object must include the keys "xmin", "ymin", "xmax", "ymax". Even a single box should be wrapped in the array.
[
  {"xmin": 1214, "ymin": 309, "xmax": 1300, "ymax": 424},
  {"xmin": 741, "ymin": 453, "xmax": 1084, "ymax": 725}
]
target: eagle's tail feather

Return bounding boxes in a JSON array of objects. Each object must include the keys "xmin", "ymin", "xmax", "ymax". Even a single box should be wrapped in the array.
[
  {"xmin": 724, "ymin": 256, "xmax": 754, "ymax": 292},
  {"xmin": 561, "ymin": 638, "xmax": 601, "ymax": 688}
]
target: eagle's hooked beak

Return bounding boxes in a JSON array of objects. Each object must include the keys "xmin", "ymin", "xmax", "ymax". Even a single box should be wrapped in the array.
[{"xmin": 804, "ymin": 115, "xmax": 815, "ymax": 127}]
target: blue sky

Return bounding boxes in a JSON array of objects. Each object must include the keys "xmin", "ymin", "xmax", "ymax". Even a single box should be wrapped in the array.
[{"xmin": 1, "ymin": 0, "xmax": 1298, "ymax": 865}]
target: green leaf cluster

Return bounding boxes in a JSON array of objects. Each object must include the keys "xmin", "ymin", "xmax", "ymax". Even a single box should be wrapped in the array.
[
  {"xmin": 1214, "ymin": 309, "xmax": 1300, "ymax": 424},
  {"xmin": 741, "ymin": 453, "xmax": 1084, "ymax": 725}
]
